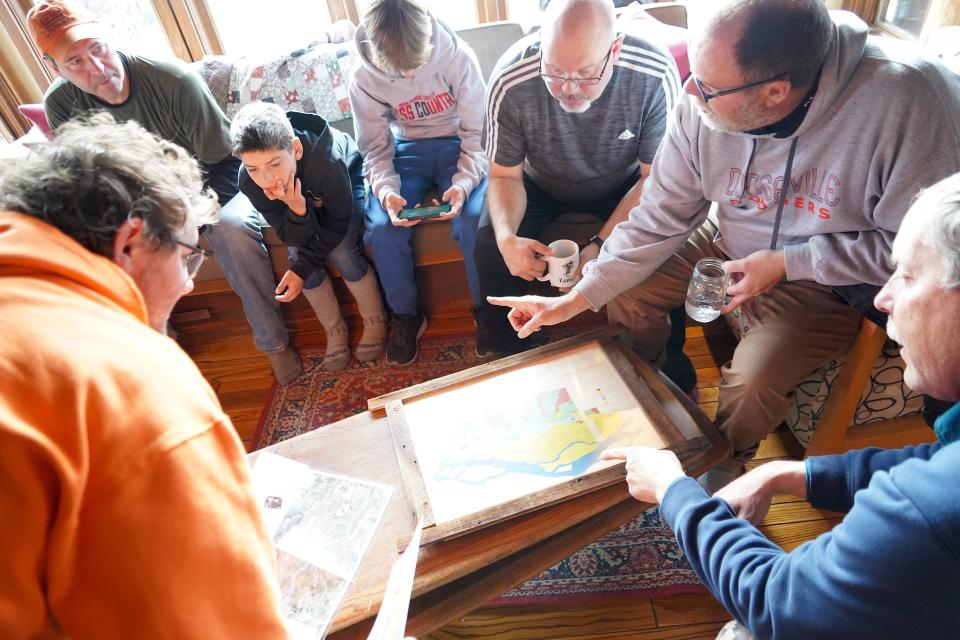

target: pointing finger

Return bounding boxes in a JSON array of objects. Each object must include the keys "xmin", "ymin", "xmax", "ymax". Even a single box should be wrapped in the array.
[
  {"xmin": 599, "ymin": 448, "xmax": 630, "ymax": 461},
  {"xmin": 487, "ymin": 295, "xmax": 527, "ymax": 308}
]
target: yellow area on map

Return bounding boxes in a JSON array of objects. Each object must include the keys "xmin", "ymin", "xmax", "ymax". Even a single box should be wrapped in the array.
[{"xmin": 485, "ymin": 410, "xmax": 627, "ymax": 473}]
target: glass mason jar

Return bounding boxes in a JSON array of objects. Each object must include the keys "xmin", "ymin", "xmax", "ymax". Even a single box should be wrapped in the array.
[{"xmin": 685, "ymin": 257, "xmax": 729, "ymax": 323}]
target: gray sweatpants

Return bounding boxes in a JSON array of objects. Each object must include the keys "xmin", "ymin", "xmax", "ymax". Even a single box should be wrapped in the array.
[{"xmin": 607, "ymin": 219, "xmax": 862, "ymax": 463}]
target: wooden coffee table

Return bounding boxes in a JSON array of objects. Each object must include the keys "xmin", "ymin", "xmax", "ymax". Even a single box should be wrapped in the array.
[{"xmin": 253, "ymin": 331, "xmax": 728, "ymax": 638}]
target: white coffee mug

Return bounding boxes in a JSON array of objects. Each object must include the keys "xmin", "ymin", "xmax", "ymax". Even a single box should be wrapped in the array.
[{"xmin": 537, "ymin": 239, "xmax": 580, "ymax": 288}]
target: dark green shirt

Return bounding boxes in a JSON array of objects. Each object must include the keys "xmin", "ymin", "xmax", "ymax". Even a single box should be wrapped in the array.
[{"xmin": 44, "ymin": 52, "xmax": 232, "ymax": 165}]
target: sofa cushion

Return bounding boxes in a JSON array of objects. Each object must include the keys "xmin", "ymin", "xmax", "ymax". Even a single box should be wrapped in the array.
[
  {"xmin": 785, "ymin": 339, "xmax": 924, "ymax": 447},
  {"xmin": 226, "ymin": 44, "xmax": 358, "ymax": 122},
  {"xmin": 17, "ymin": 103, "xmax": 54, "ymax": 140}
]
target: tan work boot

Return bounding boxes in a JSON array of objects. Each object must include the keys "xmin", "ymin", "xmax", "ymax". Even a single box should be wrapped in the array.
[
  {"xmin": 302, "ymin": 277, "xmax": 352, "ymax": 372},
  {"xmin": 267, "ymin": 347, "xmax": 302, "ymax": 385},
  {"xmin": 344, "ymin": 268, "xmax": 388, "ymax": 363}
]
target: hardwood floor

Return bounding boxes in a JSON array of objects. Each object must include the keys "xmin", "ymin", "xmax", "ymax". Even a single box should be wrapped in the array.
[{"xmin": 182, "ymin": 303, "xmax": 837, "ymax": 639}]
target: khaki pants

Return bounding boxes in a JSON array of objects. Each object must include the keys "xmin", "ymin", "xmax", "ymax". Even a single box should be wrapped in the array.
[{"xmin": 607, "ymin": 220, "xmax": 862, "ymax": 462}]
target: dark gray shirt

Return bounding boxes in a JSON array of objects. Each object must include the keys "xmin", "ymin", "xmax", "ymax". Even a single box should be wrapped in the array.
[
  {"xmin": 484, "ymin": 32, "xmax": 680, "ymax": 205},
  {"xmin": 44, "ymin": 53, "xmax": 232, "ymax": 165}
]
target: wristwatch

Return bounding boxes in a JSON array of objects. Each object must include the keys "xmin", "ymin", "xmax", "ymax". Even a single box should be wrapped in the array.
[{"xmin": 588, "ymin": 234, "xmax": 604, "ymax": 250}]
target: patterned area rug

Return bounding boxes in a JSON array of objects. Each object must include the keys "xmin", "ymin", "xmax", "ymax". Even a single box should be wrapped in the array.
[
  {"xmin": 252, "ymin": 332, "xmax": 486, "ymax": 450},
  {"xmin": 490, "ymin": 507, "xmax": 705, "ymax": 605},
  {"xmin": 252, "ymin": 330, "xmax": 705, "ymax": 604}
]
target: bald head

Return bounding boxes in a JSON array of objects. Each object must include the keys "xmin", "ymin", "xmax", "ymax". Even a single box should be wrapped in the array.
[
  {"xmin": 541, "ymin": 0, "xmax": 615, "ymax": 64},
  {"xmin": 697, "ymin": 0, "xmax": 832, "ymax": 88}
]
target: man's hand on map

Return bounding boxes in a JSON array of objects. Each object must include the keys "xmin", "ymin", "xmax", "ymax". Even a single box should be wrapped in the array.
[
  {"xmin": 600, "ymin": 447, "xmax": 686, "ymax": 504},
  {"xmin": 486, "ymin": 291, "xmax": 591, "ymax": 338}
]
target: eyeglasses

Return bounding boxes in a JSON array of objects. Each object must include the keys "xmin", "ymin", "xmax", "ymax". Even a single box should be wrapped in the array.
[
  {"xmin": 690, "ymin": 72, "xmax": 789, "ymax": 103},
  {"xmin": 539, "ymin": 43, "xmax": 614, "ymax": 88},
  {"xmin": 175, "ymin": 240, "xmax": 210, "ymax": 279}
]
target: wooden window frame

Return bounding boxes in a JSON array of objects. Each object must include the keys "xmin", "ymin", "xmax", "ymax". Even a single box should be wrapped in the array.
[
  {"xmin": 843, "ymin": 0, "xmax": 882, "ymax": 23},
  {"xmin": 872, "ymin": 0, "xmax": 931, "ymax": 40},
  {"xmin": 843, "ymin": 0, "xmax": 953, "ymax": 43}
]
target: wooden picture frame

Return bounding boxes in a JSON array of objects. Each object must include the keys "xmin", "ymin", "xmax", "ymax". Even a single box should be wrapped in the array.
[{"xmin": 372, "ymin": 327, "xmax": 723, "ymax": 546}]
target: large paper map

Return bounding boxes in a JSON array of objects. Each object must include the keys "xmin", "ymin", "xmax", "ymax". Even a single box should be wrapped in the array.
[{"xmin": 401, "ymin": 342, "xmax": 665, "ymax": 524}]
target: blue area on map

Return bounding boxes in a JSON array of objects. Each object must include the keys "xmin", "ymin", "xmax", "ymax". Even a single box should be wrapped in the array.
[
  {"xmin": 433, "ymin": 439, "xmax": 616, "ymax": 484},
  {"xmin": 430, "ymin": 386, "xmax": 620, "ymax": 484}
]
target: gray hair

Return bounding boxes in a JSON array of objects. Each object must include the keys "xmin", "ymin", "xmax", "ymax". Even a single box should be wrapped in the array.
[
  {"xmin": 362, "ymin": 0, "xmax": 433, "ymax": 75},
  {"xmin": 706, "ymin": 0, "xmax": 832, "ymax": 88},
  {"xmin": 229, "ymin": 101, "xmax": 295, "ymax": 156},
  {"xmin": 914, "ymin": 173, "xmax": 960, "ymax": 288},
  {"xmin": 0, "ymin": 113, "xmax": 217, "ymax": 257}
]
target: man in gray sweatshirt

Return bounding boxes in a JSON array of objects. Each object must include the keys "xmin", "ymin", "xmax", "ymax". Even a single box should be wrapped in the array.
[{"xmin": 490, "ymin": 0, "xmax": 960, "ymax": 488}]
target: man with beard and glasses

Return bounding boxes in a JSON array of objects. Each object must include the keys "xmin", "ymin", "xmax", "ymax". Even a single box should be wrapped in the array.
[
  {"xmin": 489, "ymin": 0, "xmax": 960, "ymax": 492},
  {"xmin": 473, "ymin": 0, "xmax": 680, "ymax": 357}
]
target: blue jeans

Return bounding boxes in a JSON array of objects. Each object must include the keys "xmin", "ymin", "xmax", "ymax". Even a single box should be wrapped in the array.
[
  {"xmin": 203, "ymin": 193, "xmax": 289, "ymax": 353},
  {"xmin": 292, "ymin": 195, "xmax": 369, "ymax": 289},
  {"xmin": 363, "ymin": 136, "xmax": 485, "ymax": 315}
]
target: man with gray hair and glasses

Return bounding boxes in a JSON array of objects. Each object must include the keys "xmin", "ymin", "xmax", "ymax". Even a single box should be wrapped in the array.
[
  {"xmin": 0, "ymin": 115, "xmax": 287, "ymax": 637},
  {"xmin": 601, "ymin": 171, "xmax": 960, "ymax": 640},
  {"xmin": 490, "ymin": 0, "xmax": 960, "ymax": 491}
]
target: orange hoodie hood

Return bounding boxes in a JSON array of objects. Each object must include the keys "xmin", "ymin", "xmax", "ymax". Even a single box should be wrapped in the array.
[
  {"xmin": 0, "ymin": 210, "xmax": 148, "ymax": 324},
  {"xmin": 0, "ymin": 209, "xmax": 288, "ymax": 638}
]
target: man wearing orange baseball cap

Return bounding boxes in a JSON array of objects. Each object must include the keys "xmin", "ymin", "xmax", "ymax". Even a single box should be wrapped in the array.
[
  {"xmin": 27, "ymin": 0, "xmax": 104, "ymax": 64},
  {"xmin": 27, "ymin": 0, "xmax": 304, "ymax": 387}
]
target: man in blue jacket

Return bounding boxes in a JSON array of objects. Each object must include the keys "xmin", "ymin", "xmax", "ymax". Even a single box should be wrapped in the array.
[{"xmin": 602, "ymin": 171, "xmax": 960, "ymax": 639}]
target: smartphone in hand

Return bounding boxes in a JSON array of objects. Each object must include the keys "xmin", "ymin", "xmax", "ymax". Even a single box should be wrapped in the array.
[{"xmin": 397, "ymin": 203, "xmax": 452, "ymax": 220}]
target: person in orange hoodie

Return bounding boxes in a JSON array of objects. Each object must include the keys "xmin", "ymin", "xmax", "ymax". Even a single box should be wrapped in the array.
[{"xmin": 0, "ymin": 114, "xmax": 287, "ymax": 638}]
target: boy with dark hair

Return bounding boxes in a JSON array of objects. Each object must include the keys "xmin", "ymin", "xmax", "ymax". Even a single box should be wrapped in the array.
[
  {"xmin": 350, "ymin": 0, "xmax": 488, "ymax": 364},
  {"xmin": 231, "ymin": 102, "xmax": 388, "ymax": 370}
]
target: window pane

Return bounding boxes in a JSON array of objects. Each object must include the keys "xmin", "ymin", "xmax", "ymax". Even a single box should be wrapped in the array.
[
  {"xmin": 205, "ymin": 0, "xmax": 332, "ymax": 58},
  {"xmin": 882, "ymin": 0, "xmax": 932, "ymax": 38},
  {"xmin": 355, "ymin": 0, "xmax": 479, "ymax": 31},
  {"xmin": 506, "ymin": 0, "xmax": 543, "ymax": 33},
  {"xmin": 62, "ymin": 0, "xmax": 172, "ymax": 58}
]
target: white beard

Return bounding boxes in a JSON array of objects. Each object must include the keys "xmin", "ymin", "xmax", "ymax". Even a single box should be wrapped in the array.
[
  {"xmin": 557, "ymin": 95, "xmax": 593, "ymax": 114},
  {"xmin": 886, "ymin": 317, "xmax": 902, "ymax": 346}
]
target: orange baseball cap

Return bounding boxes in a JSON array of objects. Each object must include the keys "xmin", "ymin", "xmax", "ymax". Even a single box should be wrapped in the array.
[{"xmin": 27, "ymin": 0, "xmax": 106, "ymax": 63}]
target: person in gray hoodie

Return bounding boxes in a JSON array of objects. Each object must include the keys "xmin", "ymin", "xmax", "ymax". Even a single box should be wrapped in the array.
[
  {"xmin": 349, "ymin": 0, "xmax": 488, "ymax": 365},
  {"xmin": 490, "ymin": 0, "xmax": 960, "ymax": 490}
]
